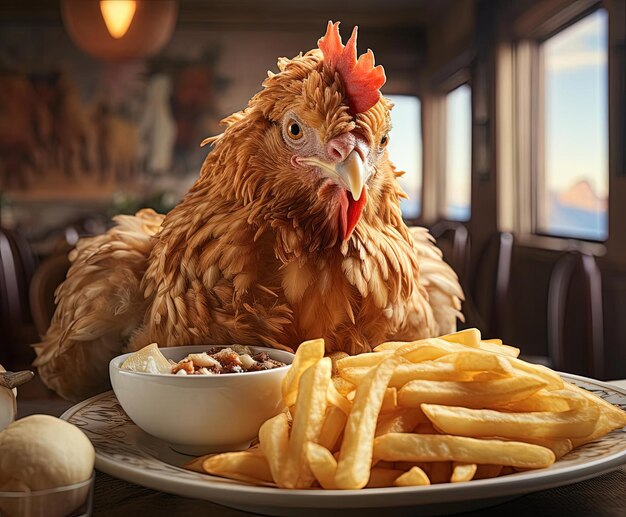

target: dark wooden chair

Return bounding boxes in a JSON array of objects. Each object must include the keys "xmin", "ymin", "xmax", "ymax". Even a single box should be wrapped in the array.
[
  {"xmin": 547, "ymin": 250, "xmax": 604, "ymax": 378},
  {"xmin": 0, "ymin": 230, "xmax": 21, "ymax": 364},
  {"xmin": 470, "ymin": 232, "xmax": 514, "ymax": 337},
  {"xmin": 429, "ymin": 221, "xmax": 471, "ymax": 285},
  {"xmin": 0, "ymin": 227, "xmax": 38, "ymax": 366},
  {"xmin": 29, "ymin": 253, "xmax": 71, "ymax": 336}
]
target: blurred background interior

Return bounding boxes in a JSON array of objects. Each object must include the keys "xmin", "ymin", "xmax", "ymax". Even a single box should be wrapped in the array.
[{"xmin": 1, "ymin": 0, "xmax": 625, "ymax": 380}]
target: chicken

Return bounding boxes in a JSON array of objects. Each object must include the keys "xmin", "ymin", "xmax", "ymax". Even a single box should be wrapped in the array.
[{"xmin": 34, "ymin": 22, "xmax": 463, "ymax": 401}]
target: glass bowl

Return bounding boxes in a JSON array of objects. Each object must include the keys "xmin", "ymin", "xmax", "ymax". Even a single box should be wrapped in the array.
[{"xmin": 0, "ymin": 471, "xmax": 94, "ymax": 517}]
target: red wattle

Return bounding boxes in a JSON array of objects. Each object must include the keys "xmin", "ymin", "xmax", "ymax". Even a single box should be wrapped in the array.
[
  {"xmin": 338, "ymin": 191, "xmax": 349, "ymax": 240},
  {"xmin": 340, "ymin": 187, "xmax": 367, "ymax": 241}
]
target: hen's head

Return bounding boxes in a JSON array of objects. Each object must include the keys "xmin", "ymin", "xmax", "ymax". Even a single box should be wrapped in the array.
[{"xmin": 208, "ymin": 22, "xmax": 400, "ymax": 252}]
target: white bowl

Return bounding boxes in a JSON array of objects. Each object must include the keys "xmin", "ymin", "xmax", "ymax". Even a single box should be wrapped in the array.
[{"xmin": 110, "ymin": 345, "xmax": 293, "ymax": 455}]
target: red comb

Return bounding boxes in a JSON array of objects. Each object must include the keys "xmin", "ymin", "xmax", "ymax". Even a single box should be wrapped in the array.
[{"xmin": 318, "ymin": 21, "xmax": 386, "ymax": 114}]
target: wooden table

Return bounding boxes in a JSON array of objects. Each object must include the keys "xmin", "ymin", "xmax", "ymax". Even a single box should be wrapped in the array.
[{"xmin": 14, "ymin": 376, "xmax": 626, "ymax": 517}]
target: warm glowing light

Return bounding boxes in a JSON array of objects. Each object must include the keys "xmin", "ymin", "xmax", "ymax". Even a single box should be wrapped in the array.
[{"xmin": 100, "ymin": 0, "xmax": 137, "ymax": 39}]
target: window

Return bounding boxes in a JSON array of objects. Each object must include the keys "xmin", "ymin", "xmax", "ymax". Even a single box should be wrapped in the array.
[
  {"xmin": 444, "ymin": 84, "xmax": 472, "ymax": 221},
  {"xmin": 386, "ymin": 95, "xmax": 422, "ymax": 219},
  {"xmin": 537, "ymin": 9, "xmax": 608, "ymax": 241}
]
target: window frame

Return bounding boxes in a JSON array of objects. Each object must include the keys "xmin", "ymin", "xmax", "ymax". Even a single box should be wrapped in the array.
[
  {"xmin": 385, "ymin": 93, "xmax": 424, "ymax": 225},
  {"xmin": 442, "ymin": 80, "xmax": 473, "ymax": 222},
  {"xmin": 496, "ymin": 0, "xmax": 610, "ymax": 254},
  {"xmin": 431, "ymin": 68, "xmax": 473, "ymax": 224},
  {"xmin": 534, "ymin": 7, "xmax": 609, "ymax": 242}
]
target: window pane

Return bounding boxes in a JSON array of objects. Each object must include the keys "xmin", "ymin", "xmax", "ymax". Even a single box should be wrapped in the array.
[
  {"xmin": 387, "ymin": 95, "xmax": 422, "ymax": 219},
  {"xmin": 539, "ymin": 9, "xmax": 608, "ymax": 240},
  {"xmin": 445, "ymin": 84, "xmax": 472, "ymax": 221}
]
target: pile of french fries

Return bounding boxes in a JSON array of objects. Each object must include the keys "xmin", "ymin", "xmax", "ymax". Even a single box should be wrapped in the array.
[{"xmin": 186, "ymin": 329, "xmax": 626, "ymax": 489}]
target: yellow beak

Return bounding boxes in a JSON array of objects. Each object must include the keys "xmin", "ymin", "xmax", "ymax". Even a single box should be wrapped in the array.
[
  {"xmin": 336, "ymin": 150, "xmax": 366, "ymax": 200},
  {"xmin": 298, "ymin": 151, "xmax": 368, "ymax": 199}
]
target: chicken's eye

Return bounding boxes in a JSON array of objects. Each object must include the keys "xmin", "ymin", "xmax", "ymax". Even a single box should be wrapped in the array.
[
  {"xmin": 287, "ymin": 121, "xmax": 303, "ymax": 140},
  {"xmin": 380, "ymin": 134, "xmax": 389, "ymax": 148}
]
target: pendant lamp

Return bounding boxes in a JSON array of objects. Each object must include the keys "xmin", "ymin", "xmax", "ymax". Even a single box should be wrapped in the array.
[{"xmin": 61, "ymin": 0, "xmax": 178, "ymax": 61}]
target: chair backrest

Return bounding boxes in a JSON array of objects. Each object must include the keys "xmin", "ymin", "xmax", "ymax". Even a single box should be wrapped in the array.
[
  {"xmin": 471, "ymin": 232, "xmax": 514, "ymax": 336},
  {"xmin": 9, "ymin": 228, "xmax": 36, "ymax": 287},
  {"xmin": 29, "ymin": 253, "xmax": 71, "ymax": 336},
  {"xmin": 429, "ymin": 221, "xmax": 471, "ymax": 285},
  {"xmin": 0, "ymin": 227, "xmax": 36, "ymax": 364},
  {"xmin": 547, "ymin": 251, "xmax": 604, "ymax": 378},
  {"xmin": 0, "ymin": 231, "xmax": 20, "ymax": 366}
]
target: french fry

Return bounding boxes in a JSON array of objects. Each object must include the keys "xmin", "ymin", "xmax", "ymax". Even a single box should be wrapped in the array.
[
  {"xmin": 334, "ymin": 356, "xmax": 401, "ymax": 489},
  {"xmin": 380, "ymin": 387, "xmax": 398, "ymax": 413},
  {"xmin": 421, "ymin": 404, "xmax": 599, "ymax": 440},
  {"xmin": 451, "ymin": 463, "xmax": 477, "ymax": 482},
  {"xmin": 284, "ymin": 357, "xmax": 331, "ymax": 488},
  {"xmin": 184, "ymin": 454, "xmax": 213, "ymax": 473},
  {"xmin": 336, "ymin": 351, "xmax": 395, "ymax": 370},
  {"xmin": 327, "ymin": 381, "xmax": 352, "ymax": 415},
  {"xmin": 508, "ymin": 358, "xmax": 564, "ymax": 390},
  {"xmin": 366, "ymin": 467, "xmax": 405, "ymax": 488},
  {"xmin": 478, "ymin": 435, "xmax": 574, "ymax": 460},
  {"xmin": 393, "ymin": 466, "xmax": 430, "ymax": 486},
  {"xmin": 394, "ymin": 338, "xmax": 469, "ymax": 362},
  {"xmin": 398, "ymin": 376, "xmax": 547, "ymax": 409},
  {"xmin": 340, "ymin": 361, "xmax": 474, "ymax": 388},
  {"xmin": 373, "ymin": 341, "xmax": 411, "ymax": 352},
  {"xmin": 440, "ymin": 328, "xmax": 482, "ymax": 347},
  {"xmin": 565, "ymin": 382, "xmax": 626, "ymax": 426},
  {"xmin": 377, "ymin": 331, "xmax": 481, "ymax": 353},
  {"xmin": 259, "ymin": 412, "xmax": 290, "ymax": 487},
  {"xmin": 435, "ymin": 351, "xmax": 514, "ymax": 376},
  {"xmin": 397, "ymin": 338, "xmax": 518, "ymax": 366},
  {"xmin": 377, "ymin": 331, "xmax": 505, "ymax": 356},
  {"xmin": 571, "ymin": 411, "xmax": 624, "ymax": 448},
  {"xmin": 282, "ymin": 338, "xmax": 325, "ymax": 407},
  {"xmin": 318, "ymin": 406, "xmax": 347, "ymax": 452},
  {"xmin": 478, "ymin": 341, "xmax": 521, "ymax": 357},
  {"xmin": 202, "ymin": 451, "xmax": 274, "ymax": 485},
  {"xmin": 470, "ymin": 371, "xmax": 512, "ymax": 382},
  {"xmin": 375, "ymin": 408, "xmax": 427, "ymax": 437},
  {"xmin": 373, "ymin": 433, "xmax": 555, "ymax": 469},
  {"xmin": 524, "ymin": 438, "xmax": 573, "ymax": 459},
  {"xmin": 305, "ymin": 442, "xmax": 337, "ymax": 489},
  {"xmin": 352, "ymin": 387, "xmax": 396, "ymax": 411},
  {"xmin": 567, "ymin": 384, "xmax": 626, "ymax": 447},
  {"xmin": 498, "ymin": 388, "xmax": 587, "ymax": 412},
  {"xmin": 436, "ymin": 333, "xmax": 521, "ymax": 357},
  {"xmin": 398, "ymin": 344, "xmax": 454, "ymax": 363}
]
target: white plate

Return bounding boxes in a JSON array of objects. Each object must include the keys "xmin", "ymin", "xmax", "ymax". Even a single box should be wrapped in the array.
[{"xmin": 60, "ymin": 373, "xmax": 626, "ymax": 517}]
